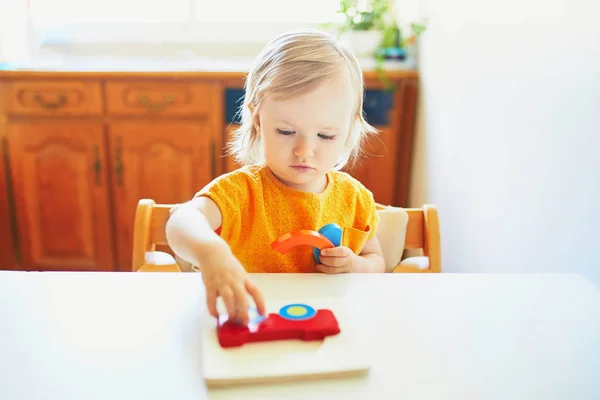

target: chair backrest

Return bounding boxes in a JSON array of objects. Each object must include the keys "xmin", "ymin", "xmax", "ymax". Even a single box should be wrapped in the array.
[
  {"xmin": 375, "ymin": 203, "xmax": 441, "ymax": 273},
  {"xmin": 132, "ymin": 199, "xmax": 441, "ymax": 273},
  {"xmin": 131, "ymin": 200, "xmax": 175, "ymax": 271}
]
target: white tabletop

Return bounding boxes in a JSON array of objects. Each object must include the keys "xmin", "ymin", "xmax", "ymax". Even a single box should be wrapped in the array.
[{"xmin": 1, "ymin": 271, "xmax": 599, "ymax": 400}]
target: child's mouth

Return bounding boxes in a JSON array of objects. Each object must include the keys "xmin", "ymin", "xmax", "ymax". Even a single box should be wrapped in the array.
[{"xmin": 291, "ymin": 165, "xmax": 314, "ymax": 172}]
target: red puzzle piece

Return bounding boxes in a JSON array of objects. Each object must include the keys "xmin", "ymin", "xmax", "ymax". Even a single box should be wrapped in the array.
[
  {"xmin": 217, "ymin": 307, "xmax": 341, "ymax": 348},
  {"xmin": 271, "ymin": 230, "xmax": 334, "ymax": 253}
]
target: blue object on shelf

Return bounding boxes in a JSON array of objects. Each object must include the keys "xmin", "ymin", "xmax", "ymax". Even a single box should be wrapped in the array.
[
  {"xmin": 363, "ymin": 89, "xmax": 394, "ymax": 126},
  {"xmin": 376, "ymin": 47, "xmax": 407, "ymax": 60},
  {"xmin": 225, "ymin": 88, "xmax": 245, "ymax": 124}
]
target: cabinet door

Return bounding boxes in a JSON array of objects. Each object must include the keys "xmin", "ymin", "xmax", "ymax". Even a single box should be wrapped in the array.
[
  {"xmin": 108, "ymin": 121, "xmax": 215, "ymax": 271},
  {"xmin": 345, "ymin": 127, "xmax": 397, "ymax": 206},
  {"xmin": 7, "ymin": 122, "xmax": 114, "ymax": 271},
  {"xmin": 0, "ymin": 137, "xmax": 17, "ymax": 270}
]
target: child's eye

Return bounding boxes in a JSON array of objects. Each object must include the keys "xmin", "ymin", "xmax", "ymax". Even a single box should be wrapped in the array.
[
  {"xmin": 318, "ymin": 133, "xmax": 336, "ymax": 140},
  {"xmin": 277, "ymin": 129, "xmax": 294, "ymax": 135}
]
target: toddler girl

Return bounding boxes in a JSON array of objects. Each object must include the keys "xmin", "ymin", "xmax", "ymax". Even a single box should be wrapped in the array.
[{"xmin": 166, "ymin": 29, "xmax": 385, "ymax": 325}]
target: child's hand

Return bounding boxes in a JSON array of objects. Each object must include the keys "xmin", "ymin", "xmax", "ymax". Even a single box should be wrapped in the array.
[
  {"xmin": 200, "ymin": 250, "xmax": 266, "ymax": 325},
  {"xmin": 315, "ymin": 246, "xmax": 357, "ymax": 274}
]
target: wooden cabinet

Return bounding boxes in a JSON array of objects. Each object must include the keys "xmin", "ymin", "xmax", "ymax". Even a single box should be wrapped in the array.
[
  {"xmin": 346, "ymin": 126, "xmax": 396, "ymax": 206},
  {"xmin": 346, "ymin": 79, "xmax": 418, "ymax": 207},
  {"xmin": 108, "ymin": 121, "xmax": 216, "ymax": 270},
  {"xmin": 2, "ymin": 80, "xmax": 103, "ymax": 117},
  {"xmin": 0, "ymin": 69, "xmax": 418, "ymax": 272},
  {"xmin": 6, "ymin": 122, "xmax": 114, "ymax": 271},
  {"xmin": 0, "ymin": 135, "xmax": 17, "ymax": 269},
  {"xmin": 104, "ymin": 81, "xmax": 214, "ymax": 117}
]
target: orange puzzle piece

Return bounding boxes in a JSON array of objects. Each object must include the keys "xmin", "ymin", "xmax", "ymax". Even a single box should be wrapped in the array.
[{"xmin": 271, "ymin": 230, "xmax": 334, "ymax": 253}]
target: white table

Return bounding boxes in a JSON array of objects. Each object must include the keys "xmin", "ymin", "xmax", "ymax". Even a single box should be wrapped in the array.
[{"xmin": 1, "ymin": 271, "xmax": 599, "ymax": 399}]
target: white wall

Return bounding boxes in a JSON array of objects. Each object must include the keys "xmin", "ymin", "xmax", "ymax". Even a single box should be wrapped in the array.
[{"xmin": 409, "ymin": 0, "xmax": 600, "ymax": 287}]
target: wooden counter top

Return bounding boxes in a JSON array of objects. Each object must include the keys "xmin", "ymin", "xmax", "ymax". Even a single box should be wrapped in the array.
[{"xmin": 0, "ymin": 57, "xmax": 419, "ymax": 80}]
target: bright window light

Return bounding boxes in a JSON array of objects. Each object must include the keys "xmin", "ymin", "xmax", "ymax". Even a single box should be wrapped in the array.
[
  {"xmin": 196, "ymin": 1, "xmax": 340, "ymax": 23},
  {"xmin": 28, "ymin": 0, "xmax": 341, "ymax": 25}
]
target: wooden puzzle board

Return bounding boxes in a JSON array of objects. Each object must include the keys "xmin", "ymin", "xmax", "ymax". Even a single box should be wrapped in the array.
[{"xmin": 201, "ymin": 298, "xmax": 371, "ymax": 387}]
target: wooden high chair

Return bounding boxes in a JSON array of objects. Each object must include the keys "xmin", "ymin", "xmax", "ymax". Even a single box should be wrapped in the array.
[
  {"xmin": 132, "ymin": 199, "xmax": 181, "ymax": 273},
  {"xmin": 376, "ymin": 203, "xmax": 442, "ymax": 273},
  {"xmin": 132, "ymin": 199, "xmax": 441, "ymax": 273}
]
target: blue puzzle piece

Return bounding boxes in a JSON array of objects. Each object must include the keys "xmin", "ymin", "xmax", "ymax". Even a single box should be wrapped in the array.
[
  {"xmin": 313, "ymin": 223, "xmax": 342, "ymax": 264},
  {"xmin": 248, "ymin": 306, "xmax": 266, "ymax": 325},
  {"xmin": 223, "ymin": 306, "xmax": 266, "ymax": 326}
]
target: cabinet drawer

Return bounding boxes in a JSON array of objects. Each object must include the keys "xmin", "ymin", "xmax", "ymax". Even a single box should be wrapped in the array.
[
  {"xmin": 2, "ymin": 80, "xmax": 103, "ymax": 116},
  {"xmin": 105, "ymin": 81, "xmax": 213, "ymax": 117}
]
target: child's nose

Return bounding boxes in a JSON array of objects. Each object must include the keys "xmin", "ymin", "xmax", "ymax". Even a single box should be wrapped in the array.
[{"xmin": 294, "ymin": 137, "xmax": 314, "ymax": 158}]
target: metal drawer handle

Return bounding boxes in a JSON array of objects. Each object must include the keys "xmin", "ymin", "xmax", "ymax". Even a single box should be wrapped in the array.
[
  {"xmin": 92, "ymin": 145, "xmax": 102, "ymax": 185},
  {"xmin": 138, "ymin": 94, "xmax": 175, "ymax": 111},
  {"xmin": 34, "ymin": 92, "xmax": 67, "ymax": 109},
  {"xmin": 115, "ymin": 136, "xmax": 124, "ymax": 186}
]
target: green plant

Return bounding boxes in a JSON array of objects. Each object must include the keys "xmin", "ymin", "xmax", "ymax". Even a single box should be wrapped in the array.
[
  {"xmin": 403, "ymin": 21, "xmax": 427, "ymax": 47},
  {"xmin": 336, "ymin": 0, "xmax": 392, "ymax": 32},
  {"xmin": 332, "ymin": 0, "xmax": 428, "ymax": 90}
]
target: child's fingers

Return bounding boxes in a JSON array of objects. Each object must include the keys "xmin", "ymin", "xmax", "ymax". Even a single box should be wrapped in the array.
[
  {"xmin": 219, "ymin": 286, "xmax": 237, "ymax": 321},
  {"xmin": 315, "ymin": 263, "xmax": 347, "ymax": 274},
  {"xmin": 319, "ymin": 255, "xmax": 347, "ymax": 267},
  {"xmin": 206, "ymin": 289, "xmax": 219, "ymax": 318},
  {"xmin": 245, "ymin": 280, "xmax": 267, "ymax": 316},
  {"xmin": 320, "ymin": 246, "xmax": 351, "ymax": 257},
  {"xmin": 234, "ymin": 285, "xmax": 250, "ymax": 325}
]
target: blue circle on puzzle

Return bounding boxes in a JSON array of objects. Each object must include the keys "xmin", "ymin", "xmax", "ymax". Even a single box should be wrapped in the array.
[
  {"xmin": 279, "ymin": 303, "xmax": 317, "ymax": 321},
  {"xmin": 248, "ymin": 306, "xmax": 266, "ymax": 324}
]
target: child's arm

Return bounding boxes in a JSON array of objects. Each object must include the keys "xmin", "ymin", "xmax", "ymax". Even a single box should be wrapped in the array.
[
  {"xmin": 166, "ymin": 197, "xmax": 225, "ymax": 264},
  {"xmin": 166, "ymin": 197, "xmax": 266, "ymax": 324},
  {"xmin": 316, "ymin": 236, "xmax": 386, "ymax": 274},
  {"xmin": 351, "ymin": 237, "xmax": 386, "ymax": 273}
]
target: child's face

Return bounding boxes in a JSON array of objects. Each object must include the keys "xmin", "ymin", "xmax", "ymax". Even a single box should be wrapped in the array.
[{"xmin": 255, "ymin": 74, "xmax": 355, "ymax": 193}]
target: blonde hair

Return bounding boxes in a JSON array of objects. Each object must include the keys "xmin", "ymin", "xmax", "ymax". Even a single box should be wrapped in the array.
[{"xmin": 227, "ymin": 29, "xmax": 378, "ymax": 170}]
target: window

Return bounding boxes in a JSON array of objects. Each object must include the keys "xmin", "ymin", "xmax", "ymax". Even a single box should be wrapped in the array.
[
  {"xmin": 26, "ymin": 0, "xmax": 343, "ymax": 50},
  {"xmin": 195, "ymin": 1, "xmax": 340, "ymax": 23},
  {"xmin": 29, "ymin": 0, "xmax": 341, "ymax": 28},
  {"xmin": 29, "ymin": 1, "xmax": 192, "ymax": 25}
]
